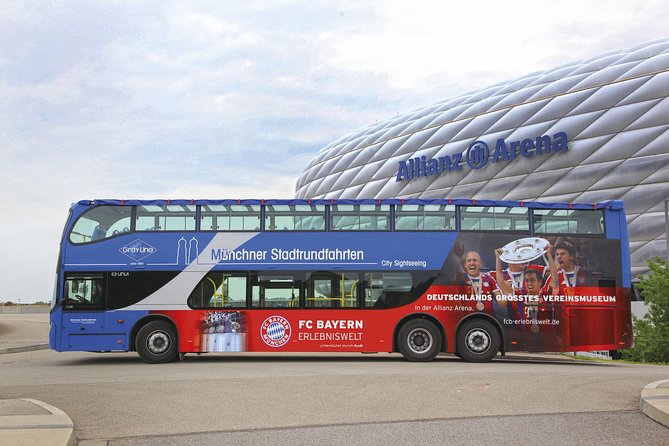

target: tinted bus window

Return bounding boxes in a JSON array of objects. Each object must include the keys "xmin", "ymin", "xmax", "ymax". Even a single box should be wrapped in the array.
[
  {"xmin": 188, "ymin": 272, "xmax": 247, "ymax": 309},
  {"xmin": 200, "ymin": 205, "xmax": 261, "ymax": 231},
  {"xmin": 251, "ymin": 273, "xmax": 302, "ymax": 308},
  {"xmin": 265, "ymin": 205, "xmax": 326, "ymax": 231},
  {"xmin": 305, "ymin": 272, "xmax": 359, "ymax": 308},
  {"xmin": 363, "ymin": 271, "xmax": 437, "ymax": 308},
  {"xmin": 69, "ymin": 206, "xmax": 132, "ymax": 244},
  {"xmin": 63, "ymin": 273, "xmax": 105, "ymax": 310},
  {"xmin": 136, "ymin": 205, "xmax": 196, "ymax": 231},
  {"xmin": 460, "ymin": 206, "xmax": 529, "ymax": 232},
  {"xmin": 533, "ymin": 209, "xmax": 604, "ymax": 235},
  {"xmin": 106, "ymin": 271, "xmax": 180, "ymax": 309},
  {"xmin": 331, "ymin": 204, "xmax": 390, "ymax": 231},
  {"xmin": 395, "ymin": 204, "xmax": 456, "ymax": 230}
]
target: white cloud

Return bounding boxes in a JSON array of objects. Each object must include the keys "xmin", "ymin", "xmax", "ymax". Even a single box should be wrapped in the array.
[{"xmin": 328, "ymin": 0, "xmax": 669, "ymax": 93}]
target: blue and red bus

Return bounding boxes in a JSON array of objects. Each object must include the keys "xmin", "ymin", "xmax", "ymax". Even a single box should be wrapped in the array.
[{"xmin": 50, "ymin": 199, "xmax": 633, "ymax": 363}]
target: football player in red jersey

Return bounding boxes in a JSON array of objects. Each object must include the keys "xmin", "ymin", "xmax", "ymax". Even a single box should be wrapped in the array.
[
  {"xmin": 495, "ymin": 245, "xmax": 561, "ymax": 351},
  {"xmin": 458, "ymin": 251, "xmax": 500, "ymax": 313},
  {"xmin": 555, "ymin": 242, "xmax": 594, "ymax": 291}
]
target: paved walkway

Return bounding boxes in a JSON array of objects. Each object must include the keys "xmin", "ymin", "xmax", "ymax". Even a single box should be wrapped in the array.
[
  {"xmin": 641, "ymin": 379, "xmax": 669, "ymax": 429},
  {"xmin": 0, "ymin": 398, "xmax": 74, "ymax": 446}
]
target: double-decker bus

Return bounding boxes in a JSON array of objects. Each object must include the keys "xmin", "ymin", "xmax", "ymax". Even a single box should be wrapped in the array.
[{"xmin": 50, "ymin": 198, "xmax": 633, "ymax": 363}]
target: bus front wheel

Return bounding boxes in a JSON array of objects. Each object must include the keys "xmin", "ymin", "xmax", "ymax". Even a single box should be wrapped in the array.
[
  {"xmin": 456, "ymin": 319, "xmax": 500, "ymax": 363},
  {"xmin": 397, "ymin": 319, "xmax": 442, "ymax": 362},
  {"xmin": 136, "ymin": 320, "xmax": 178, "ymax": 364}
]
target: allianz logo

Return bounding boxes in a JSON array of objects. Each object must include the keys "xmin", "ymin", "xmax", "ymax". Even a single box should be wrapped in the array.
[{"xmin": 396, "ymin": 131, "xmax": 568, "ymax": 182}]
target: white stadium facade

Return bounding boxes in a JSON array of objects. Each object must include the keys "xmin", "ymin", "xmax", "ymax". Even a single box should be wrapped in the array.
[{"xmin": 295, "ymin": 39, "xmax": 669, "ymax": 278}]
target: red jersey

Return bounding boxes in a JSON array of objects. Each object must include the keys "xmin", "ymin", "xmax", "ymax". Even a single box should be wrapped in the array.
[
  {"xmin": 557, "ymin": 266, "xmax": 594, "ymax": 293},
  {"xmin": 456, "ymin": 272, "xmax": 498, "ymax": 314},
  {"xmin": 501, "ymin": 264, "xmax": 550, "ymax": 295}
]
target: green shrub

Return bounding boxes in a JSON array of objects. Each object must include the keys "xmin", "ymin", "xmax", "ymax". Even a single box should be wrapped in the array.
[{"xmin": 621, "ymin": 258, "xmax": 669, "ymax": 363}]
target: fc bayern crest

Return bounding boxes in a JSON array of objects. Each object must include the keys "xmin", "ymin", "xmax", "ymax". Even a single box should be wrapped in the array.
[{"xmin": 260, "ymin": 315, "xmax": 292, "ymax": 348}]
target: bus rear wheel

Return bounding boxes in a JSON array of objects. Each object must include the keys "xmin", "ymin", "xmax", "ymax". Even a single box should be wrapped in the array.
[
  {"xmin": 456, "ymin": 319, "xmax": 500, "ymax": 363},
  {"xmin": 136, "ymin": 320, "xmax": 178, "ymax": 364},
  {"xmin": 398, "ymin": 319, "xmax": 442, "ymax": 362}
]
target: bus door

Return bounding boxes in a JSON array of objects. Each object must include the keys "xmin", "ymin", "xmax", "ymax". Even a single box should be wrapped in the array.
[{"xmin": 59, "ymin": 273, "xmax": 126, "ymax": 351}]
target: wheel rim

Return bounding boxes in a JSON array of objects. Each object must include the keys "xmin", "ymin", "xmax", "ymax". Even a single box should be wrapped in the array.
[
  {"xmin": 407, "ymin": 327, "xmax": 433, "ymax": 355},
  {"xmin": 465, "ymin": 328, "xmax": 490, "ymax": 354},
  {"xmin": 147, "ymin": 330, "xmax": 170, "ymax": 355}
]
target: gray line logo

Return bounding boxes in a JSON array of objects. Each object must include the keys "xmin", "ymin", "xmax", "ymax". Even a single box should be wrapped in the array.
[{"xmin": 119, "ymin": 239, "xmax": 157, "ymax": 262}]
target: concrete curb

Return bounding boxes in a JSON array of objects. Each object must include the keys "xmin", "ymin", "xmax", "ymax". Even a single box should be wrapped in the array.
[
  {"xmin": 0, "ymin": 398, "xmax": 75, "ymax": 446},
  {"xmin": 640, "ymin": 379, "xmax": 669, "ymax": 429},
  {"xmin": 0, "ymin": 344, "xmax": 50, "ymax": 355}
]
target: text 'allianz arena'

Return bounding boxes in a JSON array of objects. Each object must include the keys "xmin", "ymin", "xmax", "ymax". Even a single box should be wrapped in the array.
[{"xmin": 295, "ymin": 39, "xmax": 669, "ymax": 277}]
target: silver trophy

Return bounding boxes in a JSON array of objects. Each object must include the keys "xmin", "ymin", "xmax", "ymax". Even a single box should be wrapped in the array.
[{"xmin": 499, "ymin": 237, "xmax": 550, "ymax": 264}]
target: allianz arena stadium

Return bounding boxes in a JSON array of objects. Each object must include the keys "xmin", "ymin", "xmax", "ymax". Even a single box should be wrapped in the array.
[{"xmin": 295, "ymin": 39, "xmax": 669, "ymax": 278}]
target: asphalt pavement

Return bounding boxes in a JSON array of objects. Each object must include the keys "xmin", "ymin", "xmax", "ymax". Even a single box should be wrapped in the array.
[{"xmin": 0, "ymin": 313, "xmax": 667, "ymax": 446}]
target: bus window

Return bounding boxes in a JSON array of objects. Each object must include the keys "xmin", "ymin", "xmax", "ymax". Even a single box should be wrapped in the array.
[
  {"xmin": 395, "ymin": 204, "xmax": 456, "ymax": 231},
  {"xmin": 363, "ymin": 271, "xmax": 437, "ymax": 308},
  {"xmin": 106, "ymin": 271, "xmax": 179, "ymax": 310},
  {"xmin": 63, "ymin": 273, "xmax": 105, "ymax": 309},
  {"xmin": 306, "ymin": 272, "xmax": 358, "ymax": 308},
  {"xmin": 69, "ymin": 206, "xmax": 131, "ymax": 244},
  {"xmin": 331, "ymin": 204, "xmax": 390, "ymax": 231},
  {"xmin": 533, "ymin": 209, "xmax": 604, "ymax": 235},
  {"xmin": 264, "ymin": 205, "xmax": 326, "ymax": 231},
  {"xmin": 200, "ymin": 205, "xmax": 261, "ymax": 231},
  {"xmin": 251, "ymin": 273, "xmax": 302, "ymax": 308},
  {"xmin": 460, "ymin": 206, "xmax": 529, "ymax": 232},
  {"xmin": 188, "ymin": 272, "xmax": 247, "ymax": 309},
  {"xmin": 136, "ymin": 205, "xmax": 196, "ymax": 231}
]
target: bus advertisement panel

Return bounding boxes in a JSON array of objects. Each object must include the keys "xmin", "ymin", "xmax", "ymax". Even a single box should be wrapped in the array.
[{"xmin": 50, "ymin": 199, "xmax": 632, "ymax": 363}]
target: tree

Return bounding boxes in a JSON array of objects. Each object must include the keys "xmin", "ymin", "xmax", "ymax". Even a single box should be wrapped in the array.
[{"xmin": 622, "ymin": 257, "xmax": 669, "ymax": 363}]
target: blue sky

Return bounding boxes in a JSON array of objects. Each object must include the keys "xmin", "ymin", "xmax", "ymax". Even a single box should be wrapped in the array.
[{"xmin": 1, "ymin": 0, "xmax": 668, "ymax": 302}]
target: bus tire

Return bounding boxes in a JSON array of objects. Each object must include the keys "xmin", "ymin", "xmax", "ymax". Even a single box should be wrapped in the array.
[
  {"xmin": 397, "ymin": 319, "xmax": 441, "ymax": 362},
  {"xmin": 136, "ymin": 320, "xmax": 178, "ymax": 364},
  {"xmin": 456, "ymin": 319, "xmax": 500, "ymax": 363}
]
